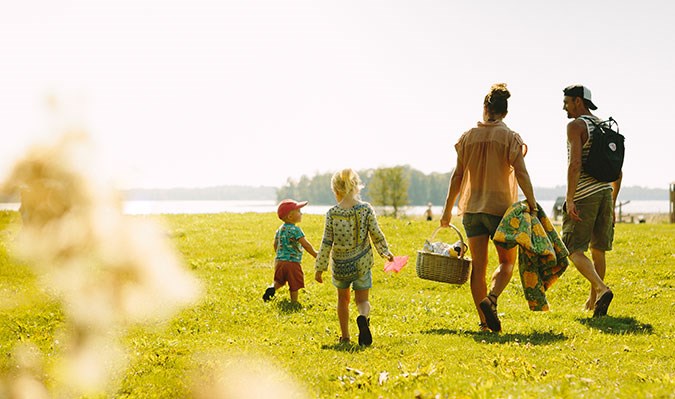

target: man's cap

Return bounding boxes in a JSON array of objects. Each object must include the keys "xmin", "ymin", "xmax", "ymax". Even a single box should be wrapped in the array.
[
  {"xmin": 277, "ymin": 199, "xmax": 308, "ymax": 220},
  {"xmin": 563, "ymin": 85, "xmax": 598, "ymax": 110}
]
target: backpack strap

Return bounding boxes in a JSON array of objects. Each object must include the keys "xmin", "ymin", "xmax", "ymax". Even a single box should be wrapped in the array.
[
  {"xmin": 577, "ymin": 115, "xmax": 599, "ymax": 147},
  {"xmin": 584, "ymin": 116, "xmax": 619, "ymax": 134}
]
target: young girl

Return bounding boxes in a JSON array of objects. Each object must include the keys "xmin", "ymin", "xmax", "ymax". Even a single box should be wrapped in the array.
[{"xmin": 314, "ymin": 169, "xmax": 394, "ymax": 346}]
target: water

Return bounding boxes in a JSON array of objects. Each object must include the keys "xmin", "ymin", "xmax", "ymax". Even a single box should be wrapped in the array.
[
  {"xmin": 91, "ymin": 199, "xmax": 675, "ymax": 216},
  {"xmin": 1, "ymin": 199, "xmax": 669, "ymax": 216}
]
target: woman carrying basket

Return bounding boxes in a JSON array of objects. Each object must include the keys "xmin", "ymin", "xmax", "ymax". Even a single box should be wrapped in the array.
[{"xmin": 440, "ymin": 83, "xmax": 537, "ymax": 333}]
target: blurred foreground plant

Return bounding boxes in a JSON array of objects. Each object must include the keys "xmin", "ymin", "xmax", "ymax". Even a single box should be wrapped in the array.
[{"xmin": 0, "ymin": 133, "xmax": 202, "ymax": 397}]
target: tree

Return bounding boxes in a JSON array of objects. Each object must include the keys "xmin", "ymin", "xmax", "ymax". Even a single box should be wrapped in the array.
[
  {"xmin": 276, "ymin": 166, "xmax": 451, "ymax": 206},
  {"xmin": 369, "ymin": 166, "xmax": 409, "ymax": 218}
]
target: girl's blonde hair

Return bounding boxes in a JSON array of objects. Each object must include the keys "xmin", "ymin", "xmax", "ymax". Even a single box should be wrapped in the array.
[{"xmin": 331, "ymin": 168, "xmax": 362, "ymax": 202}]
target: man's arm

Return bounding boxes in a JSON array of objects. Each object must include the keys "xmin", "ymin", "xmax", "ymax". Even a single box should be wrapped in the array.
[
  {"xmin": 611, "ymin": 172, "xmax": 622, "ymax": 205},
  {"xmin": 611, "ymin": 171, "xmax": 622, "ymax": 223},
  {"xmin": 566, "ymin": 119, "xmax": 586, "ymax": 221}
]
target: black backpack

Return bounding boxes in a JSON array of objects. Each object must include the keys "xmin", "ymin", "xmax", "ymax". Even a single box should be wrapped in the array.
[{"xmin": 582, "ymin": 116, "xmax": 625, "ymax": 182}]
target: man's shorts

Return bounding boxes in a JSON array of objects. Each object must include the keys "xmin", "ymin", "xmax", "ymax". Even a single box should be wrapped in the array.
[
  {"xmin": 462, "ymin": 212, "xmax": 503, "ymax": 239},
  {"xmin": 332, "ymin": 269, "xmax": 373, "ymax": 291},
  {"xmin": 274, "ymin": 261, "xmax": 305, "ymax": 292},
  {"xmin": 562, "ymin": 189, "xmax": 614, "ymax": 253}
]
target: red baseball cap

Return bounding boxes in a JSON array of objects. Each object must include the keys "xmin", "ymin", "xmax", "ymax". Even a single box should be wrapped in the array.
[{"xmin": 277, "ymin": 199, "xmax": 308, "ymax": 220}]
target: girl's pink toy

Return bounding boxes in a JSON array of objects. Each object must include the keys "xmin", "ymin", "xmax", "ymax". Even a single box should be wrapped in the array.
[{"xmin": 384, "ymin": 256, "xmax": 409, "ymax": 272}]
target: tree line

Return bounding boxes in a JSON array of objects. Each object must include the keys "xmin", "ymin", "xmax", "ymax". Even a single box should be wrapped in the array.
[{"xmin": 277, "ymin": 165, "xmax": 453, "ymax": 216}]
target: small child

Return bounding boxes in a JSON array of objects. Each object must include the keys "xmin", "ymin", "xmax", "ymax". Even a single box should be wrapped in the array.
[
  {"xmin": 315, "ymin": 169, "xmax": 394, "ymax": 346},
  {"xmin": 262, "ymin": 199, "xmax": 317, "ymax": 303}
]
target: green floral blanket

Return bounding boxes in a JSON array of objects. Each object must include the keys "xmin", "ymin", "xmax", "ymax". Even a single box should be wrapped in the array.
[{"xmin": 494, "ymin": 201, "xmax": 569, "ymax": 311}]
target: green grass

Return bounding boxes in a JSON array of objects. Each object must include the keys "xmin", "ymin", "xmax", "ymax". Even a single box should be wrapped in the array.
[{"xmin": 1, "ymin": 210, "xmax": 674, "ymax": 398}]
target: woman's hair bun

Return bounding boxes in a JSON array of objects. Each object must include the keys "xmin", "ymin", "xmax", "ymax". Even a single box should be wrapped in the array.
[
  {"xmin": 489, "ymin": 83, "xmax": 510, "ymax": 100},
  {"xmin": 485, "ymin": 83, "xmax": 510, "ymax": 115}
]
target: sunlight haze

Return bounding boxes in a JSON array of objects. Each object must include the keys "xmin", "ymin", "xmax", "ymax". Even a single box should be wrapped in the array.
[{"xmin": 1, "ymin": 0, "xmax": 673, "ymax": 190}]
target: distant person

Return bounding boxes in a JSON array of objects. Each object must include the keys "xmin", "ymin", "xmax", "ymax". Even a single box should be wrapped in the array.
[
  {"xmin": 425, "ymin": 202, "xmax": 433, "ymax": 221},
  {"xmin": 315, "ymin": 169, "xmax": 395, "ymax": 346},
  {"xmin": 262, "ymin": 199, "xmax": 317, "ymax": 304},
  {"xmin": 561, "ymin": 85, "xmax": 621, "ymax": 317},
  {"xmin": 440, "ymin": 83, "xmax": 537, "ymax": 333}
]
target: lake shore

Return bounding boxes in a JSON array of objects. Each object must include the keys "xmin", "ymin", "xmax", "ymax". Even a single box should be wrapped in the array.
[{"xmin": 0, "ymin": 200, "xmax": 671, "ymax": 223}]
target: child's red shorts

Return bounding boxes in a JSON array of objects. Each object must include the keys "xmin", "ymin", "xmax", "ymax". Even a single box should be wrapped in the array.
[{"xmin": 274, "ymin": 261, "xmax": 305, "ymax": 292}]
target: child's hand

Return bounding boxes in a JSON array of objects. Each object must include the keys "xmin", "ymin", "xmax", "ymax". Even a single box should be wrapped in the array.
[
  {"xmin": 387, "ymin": 254, "xmax": 395, "ymax": 262},
  {"xmin": 315, "ymin": 271, "xmax": 323, "ymax": 283}
]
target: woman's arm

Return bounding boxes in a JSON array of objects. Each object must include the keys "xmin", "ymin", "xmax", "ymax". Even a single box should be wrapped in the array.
[
  {"xmin": 512, "ymin": 151, "xmax": 537, "ymax": 212},
  {"xmin": 440, "ymin": 161, "xmax": 463, "ymax": 226}
]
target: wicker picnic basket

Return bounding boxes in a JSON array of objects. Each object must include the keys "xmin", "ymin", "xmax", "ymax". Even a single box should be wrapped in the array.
[{"xmin": 416, "ymin": 224, "xmax": 471, "ymax": 284}]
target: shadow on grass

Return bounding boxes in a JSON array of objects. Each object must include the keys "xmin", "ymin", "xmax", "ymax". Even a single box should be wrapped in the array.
[
  {"xmin": 578, "ymin": 316, "xmax": 654, "ymax": 335},
  {"xmin": 422, "ymin": 328, "xmax": 567, "ymax": 345},
  {"xmin": 275, "ymin": 299, "xmax": 303, "ymax": 314},
  {"xmin": 320, "ymin": 341, "xmax": 367, "ymax": 353}
]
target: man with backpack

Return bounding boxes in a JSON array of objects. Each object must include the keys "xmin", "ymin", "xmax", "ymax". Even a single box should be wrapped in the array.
[{"xmin": 562, "ymin": 84, "xmax": 622, "ymax": 317}]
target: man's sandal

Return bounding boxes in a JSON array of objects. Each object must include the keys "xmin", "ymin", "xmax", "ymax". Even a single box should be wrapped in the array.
[{"xmin": 593, "ymin": 289, "xmax": 613, "ymax": 318}]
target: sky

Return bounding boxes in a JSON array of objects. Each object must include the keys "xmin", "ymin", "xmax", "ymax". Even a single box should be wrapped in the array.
[{"xmin": 1, "ymin": 0, "xmax": 674, "ymax": 190}]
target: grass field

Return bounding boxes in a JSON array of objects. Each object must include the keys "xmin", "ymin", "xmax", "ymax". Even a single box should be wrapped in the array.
[{"xmin": 1, "ymin": 210, "xmax": 674, "ymax": 398}]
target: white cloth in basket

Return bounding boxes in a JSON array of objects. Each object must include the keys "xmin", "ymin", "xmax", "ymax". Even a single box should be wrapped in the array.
[{"xmin": 423, "ymin": 240, "xmax": 466, "ymax": 257}]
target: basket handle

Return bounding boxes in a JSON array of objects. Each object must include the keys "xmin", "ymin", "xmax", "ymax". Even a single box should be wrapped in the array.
[{"xmin": 429, "ymin": 224, "xmax": 466, "ymax": 255}]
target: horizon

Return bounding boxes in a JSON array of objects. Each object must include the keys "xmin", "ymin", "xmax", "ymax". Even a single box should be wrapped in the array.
[
  {"xmin": 2, "ymin": 1, "xmax": 674, "ymax": 191},
  {"xmin": 122, "ymin": 182, "xmax": 670, "ymax": 192},
  {"xmin": 120, "ymin": 183, "xmax": 670, "ymax": 205}
]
